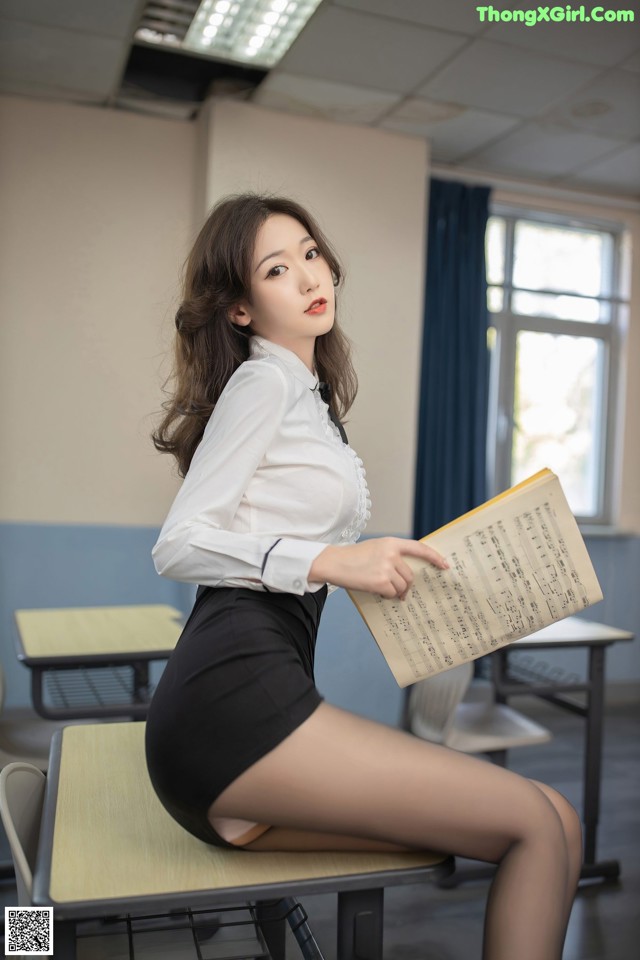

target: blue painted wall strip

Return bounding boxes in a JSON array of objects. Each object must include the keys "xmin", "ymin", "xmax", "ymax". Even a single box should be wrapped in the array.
[
  {"xmin": 0, "ymin": 523, "xmax": 194, "ymax": 708},
  {"xmin": 1, "ymin": 523, "xmax": 638, "ymax": 714}
]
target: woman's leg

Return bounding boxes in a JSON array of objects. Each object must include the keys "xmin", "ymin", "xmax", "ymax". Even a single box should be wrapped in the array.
[
  {"xmin": 527, "ymin": 778, "xmax": 583, "ymax": 930},
  {"xmin": 209, "ymin": 702, "xmax": 581, "ymax": 960}
]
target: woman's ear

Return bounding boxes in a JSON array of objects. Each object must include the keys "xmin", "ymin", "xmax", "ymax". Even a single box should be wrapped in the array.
[{"xmin": 229, "ymin": 303, "xmax": 252, "ymax": 328}]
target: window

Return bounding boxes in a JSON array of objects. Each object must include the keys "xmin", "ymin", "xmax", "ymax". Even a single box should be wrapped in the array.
[{"xmin": 486, "ymin": 206, "xmax": 628, "ymax": 525}]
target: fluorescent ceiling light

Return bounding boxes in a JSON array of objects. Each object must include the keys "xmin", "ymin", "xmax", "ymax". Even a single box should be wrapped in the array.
[{"xmin": 135, "ymin": 0, "xmax": 324, "ymax": 69}]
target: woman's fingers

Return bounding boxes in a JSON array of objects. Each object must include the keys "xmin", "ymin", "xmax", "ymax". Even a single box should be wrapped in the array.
[
  {"xmin": 388, "ymin": 571, "xmax": 409, "ymax": 599},
  {"xmin": 379, "ymin": 557, "xmax": 419, "ymax": 600},
  {"xmin": 396, "ymin": 538, "xmax": 449, "ymax": 570},
  {"xmin": 383, "ymin": 542, "xmax": 448, "ymax": 599}
]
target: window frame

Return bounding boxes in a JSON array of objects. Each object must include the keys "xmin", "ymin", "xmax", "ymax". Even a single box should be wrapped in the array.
[{"xmin": 486, "ymin": 202, "xmax": 627, "ymax": 527}]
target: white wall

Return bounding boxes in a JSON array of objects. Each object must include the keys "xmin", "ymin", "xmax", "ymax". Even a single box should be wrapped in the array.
[
  {"xmin": 199, "ymin": 97, "xmax": 430, "ymax": 535},
  {"xmin": 0, "ymin": 94, "xmax": 197, "ymax": 525}
]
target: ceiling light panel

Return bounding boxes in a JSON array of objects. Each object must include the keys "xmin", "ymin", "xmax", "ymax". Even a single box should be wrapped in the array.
[{"xmin": 139, "ymin": 0, "xmax": 324, "ymax": 68}]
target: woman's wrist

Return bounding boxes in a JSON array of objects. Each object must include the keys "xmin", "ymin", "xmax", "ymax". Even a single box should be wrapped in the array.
[{"xmin": 308, "ymin": 544, "xmax": 341, "ymax": 584}]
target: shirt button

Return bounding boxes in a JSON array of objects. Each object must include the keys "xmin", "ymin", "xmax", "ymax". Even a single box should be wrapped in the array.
[{"xmin": 293, "ymin": 579, "xmax": 303, "ymax": 590}]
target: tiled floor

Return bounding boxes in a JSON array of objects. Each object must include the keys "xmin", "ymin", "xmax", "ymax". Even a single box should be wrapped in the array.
[{"xmin": 1, "ymin": 699, "xmax": 638, "ymax": 959}]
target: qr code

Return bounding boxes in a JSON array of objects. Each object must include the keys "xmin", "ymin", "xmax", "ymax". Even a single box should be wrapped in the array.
[{"xmin": 4, "ymin": 907, "xmax": 53, "ymax": 955}]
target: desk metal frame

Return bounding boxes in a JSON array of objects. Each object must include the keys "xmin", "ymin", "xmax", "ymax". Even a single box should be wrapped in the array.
[
  {"xmin": 14, "ymin": 605, "xmax": 183, "ymax": 721},
  {"xmin": 493, "ymin": 638, "xmax": 620, "ymax": 881},
  {"xmin": 26, "ymin": 655, "xmax": 157, "ymax": 720}
]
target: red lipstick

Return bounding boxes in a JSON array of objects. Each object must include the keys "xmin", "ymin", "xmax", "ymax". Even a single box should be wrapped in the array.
[{"xmin": 305, "ymin": 297, "xmax": 327, "ymax": 314}]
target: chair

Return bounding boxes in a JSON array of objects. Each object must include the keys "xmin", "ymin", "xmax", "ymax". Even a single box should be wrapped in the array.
[
  {"xmin": 408, "ymin": 660, "xmax": 551, "ymax": 765},
  {"xmin": 0, "ymin": 762, "xmax": 44, "ymax": 906},
  {"xmin": 0, "ymin": 663, "xmax": 86, "ymax": 884}
]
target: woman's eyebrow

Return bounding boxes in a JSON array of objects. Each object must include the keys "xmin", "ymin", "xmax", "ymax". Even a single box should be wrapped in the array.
[{"xmin": 254, "ymin": 235, "xmax": 313, "ymax": 273}]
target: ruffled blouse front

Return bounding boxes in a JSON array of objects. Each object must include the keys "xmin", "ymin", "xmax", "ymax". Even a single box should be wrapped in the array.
[{"xmin": 312, "ymin": 386, "xmax": 371, "ymax": 544}]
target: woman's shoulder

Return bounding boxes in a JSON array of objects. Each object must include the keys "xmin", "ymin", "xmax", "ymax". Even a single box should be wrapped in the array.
[
  {"xmin": 198, "ymin": 357, "xmax": 291, "ymax": 445},
  {"xmin": 218, "ymin": 353, "xmax": 292, "ymax": 412}
]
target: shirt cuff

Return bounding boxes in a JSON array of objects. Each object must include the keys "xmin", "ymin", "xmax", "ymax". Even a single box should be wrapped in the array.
[{"xmin": 261, "ymin": 538, "xmax": 330, "ymax": 595}]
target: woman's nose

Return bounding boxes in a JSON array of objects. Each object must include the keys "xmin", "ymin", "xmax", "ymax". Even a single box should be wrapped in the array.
[{"xmin": 299, "ymin": 264, "xmax": 318, "ymax": 291}]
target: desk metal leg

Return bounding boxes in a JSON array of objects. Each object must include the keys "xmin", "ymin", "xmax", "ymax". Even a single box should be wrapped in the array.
[
  {"xmin": 31, "ymin": 670, "xmax": 46, "ymax": 720},
  {"xmin": 493, "ymin": 646, "xmax": 620, "ymax": 882},
  {"xmin": 132, "ymin": 661, "xmax": 151, "ymax": 702},
  {"xmin": 583, "ymin": 646, "xmax": 603, "ymax": 865},
  {"xmin": 255, "ymin": 900, "xmax": 287, "ymax": 960},
  {"xmin": 581, "ymin": 647, "xmax": 620, "ymax": 881},
  {"xmin": 53, "ymin": 920, "xmax": 76, "ymax": 960},
  {"xmin": 337, "ymin": 888, "xmax": 383, "ymax": 960}
]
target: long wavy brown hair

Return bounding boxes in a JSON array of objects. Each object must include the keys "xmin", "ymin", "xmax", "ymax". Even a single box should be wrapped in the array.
[{"xmin": 153, "ymin": 193, "xmax": 358, "ymax": 477}]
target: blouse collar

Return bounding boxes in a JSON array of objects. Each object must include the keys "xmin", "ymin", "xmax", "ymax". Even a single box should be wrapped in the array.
[{"xmin": 250, "ymin": 335, "xmax": 318, "ymax": 390}]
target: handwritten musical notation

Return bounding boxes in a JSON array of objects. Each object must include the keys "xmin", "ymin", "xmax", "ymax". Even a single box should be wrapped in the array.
[{"xmin": 348, "ymin": 470, "xmax": 602, "ymax": 687}]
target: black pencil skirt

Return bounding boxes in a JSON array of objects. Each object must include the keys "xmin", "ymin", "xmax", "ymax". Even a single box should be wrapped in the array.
[{"xmin": 144, "ymin": 584, "xmax": 327, "ymax": 848}]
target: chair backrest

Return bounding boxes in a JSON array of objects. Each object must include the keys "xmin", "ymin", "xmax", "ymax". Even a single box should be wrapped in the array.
[
  {"xmin": 408, "ymin": 661, "xmax": 474, "ymax": 743},
  {"xmin": 0, "ymin": 761, "xmax": 46, "ymax": 905}
]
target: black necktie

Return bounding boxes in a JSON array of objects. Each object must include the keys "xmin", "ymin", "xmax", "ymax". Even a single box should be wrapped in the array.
[{"xmin": 318, "ymin": 382, "xmax": 348, "ymax": 445}]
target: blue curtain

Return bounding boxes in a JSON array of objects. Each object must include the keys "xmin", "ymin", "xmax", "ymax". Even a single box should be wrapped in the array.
[{"xmin": 413, "ymin": 179, "xmax": 491, "ymax": 537}]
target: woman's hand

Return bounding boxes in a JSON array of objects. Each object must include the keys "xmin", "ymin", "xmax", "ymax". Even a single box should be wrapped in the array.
[{"xmin": 309, "ymin": 537, "xmax": 449, "ymax": 600}]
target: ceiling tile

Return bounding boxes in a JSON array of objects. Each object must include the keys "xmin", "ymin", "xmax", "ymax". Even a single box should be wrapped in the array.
[
  {"xmin": 621, "ymin": 50, "xmax": 640, "ymax": 72},
  {"xmin": 569, "ymin": 143, "xmax": 640, "ymax": 195},
  {"xmin": 544, "ymin": 70, "xmax": 640, "ymax": 139},
  {"xmin": 484, "ymin": 7, "xmax": 640, "ymax": 67},
  {"xmin": 0, "ymin": 20, "xmax": 125, "ymax": 97},
  {"xmin": 278, "ymin": 4, "xmax": 468, "ymax": 94},
  {"xmin": 252, "ymin": 72, "xmax": 400, "ymax": 124},
  {"xmin": 468, "ymin": 121, "xmax": 624, "ymax": 177},
  {"xmin": 333, "ymin": 0, "xmax": 485, "ymax": 35},
  {"xmin": 419, "ymin": 40, "xmax": 600, "ymax": 117},
  {"xmin": 0, "ymin": 0, "xmax": 143, "ymax": 38},
  {"xmin": 379, "ymin": 98, "xmax": 520, "ymax": 161}
]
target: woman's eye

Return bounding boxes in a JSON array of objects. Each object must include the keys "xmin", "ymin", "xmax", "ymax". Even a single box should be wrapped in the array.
[
  {"xmin": 306, "ymin": 247, "xmax": 320, "ymax": 260},
  {"xmin": 267, "ymin": 265, "xmax": 287, "ymax": 277}
]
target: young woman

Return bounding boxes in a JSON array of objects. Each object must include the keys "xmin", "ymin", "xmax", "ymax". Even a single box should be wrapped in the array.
[{"xmin": 145, "ymin": 193, "xmax": 582, "ymax": 959}]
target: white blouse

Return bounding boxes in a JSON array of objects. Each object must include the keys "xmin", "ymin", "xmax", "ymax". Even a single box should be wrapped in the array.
[{"xmin": 152, "ymin": 335, "xmax": 371, "ymax": 595}]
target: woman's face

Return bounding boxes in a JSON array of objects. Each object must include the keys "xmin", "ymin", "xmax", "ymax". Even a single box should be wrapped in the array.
[{"xmin": 232, "ymin": 213, "xmax": 335, "ymax": 365}]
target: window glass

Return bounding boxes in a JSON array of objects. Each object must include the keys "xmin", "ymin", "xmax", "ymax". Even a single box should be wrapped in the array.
[
  {"xmin": 485, "ymin": 209, "xmax": 624, "ymax": 524},
  {"xmin": 513, "ymin": 222, "xmax": 605, "ymax": 297},
  {"xmin": 487, "ymin": 286, "xmax": 504, "ymax": 313},
  {"xmin": 486, "ymin": 217, "xmax": 505, "ymax": 285},
  {"xmin": 512, "ymin": 331, "xmax": 602, "ymax": 517}
]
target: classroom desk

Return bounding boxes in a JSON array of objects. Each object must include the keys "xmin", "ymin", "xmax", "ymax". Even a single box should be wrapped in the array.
[
  {"xmin": 14, "ymin": 605, "xmax": 184, "ymax": 720},
  {"xmin": 32, "ymin": 722, "xmax": 452, "ymax": 960},
  {"xmin": 491, "ymin": 616, "xmax": 634, "ymax": 881}
]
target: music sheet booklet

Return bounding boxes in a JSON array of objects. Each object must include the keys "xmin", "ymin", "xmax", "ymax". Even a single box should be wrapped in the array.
[{"xmin": 347, "ymin": 469, "xmax": 603, "ymax": 687}]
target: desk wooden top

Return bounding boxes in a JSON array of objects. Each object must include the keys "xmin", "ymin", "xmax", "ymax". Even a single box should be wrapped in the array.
[
  {"xmin": 15, "ymin": 605, "xmax": 184, "ymax": 661},
  {"xmin": 509, "ymin": 616, "xmax": 634, "ymax": 649},
  {"xmin": 36, "ymin": 723, "xmax": 445, "ymax": 912}
]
